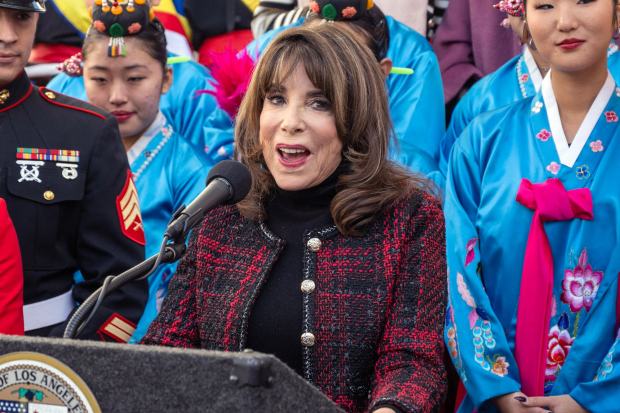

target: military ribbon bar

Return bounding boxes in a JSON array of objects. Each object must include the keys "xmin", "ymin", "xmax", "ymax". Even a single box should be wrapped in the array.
[{"xmin": 16, "ymin": 148, "xmax": 80, "ymax": 163}]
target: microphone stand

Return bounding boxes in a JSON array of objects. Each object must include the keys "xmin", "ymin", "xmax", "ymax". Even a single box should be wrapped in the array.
[{"xmin": 63, "ymin": 207, "xmax": 192, "ymax": 339}]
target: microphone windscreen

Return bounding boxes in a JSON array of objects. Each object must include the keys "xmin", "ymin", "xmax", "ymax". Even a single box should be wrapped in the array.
[{"xmin": 206, "ymin": 160, "xmax": 252, "ymax": 204}]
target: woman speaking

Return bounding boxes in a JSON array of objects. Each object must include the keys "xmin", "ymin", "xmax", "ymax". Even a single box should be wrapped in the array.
[{"xmin": 143, "ymin": 23, "xmax": 447, "ymax": 413}]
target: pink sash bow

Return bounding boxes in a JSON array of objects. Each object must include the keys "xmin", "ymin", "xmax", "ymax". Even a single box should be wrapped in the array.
[{"xmin": 515, "ymin": 178, "xmax": 593, "ymax": 396}]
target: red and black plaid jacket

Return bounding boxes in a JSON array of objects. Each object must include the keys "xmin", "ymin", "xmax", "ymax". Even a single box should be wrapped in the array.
[{"xmin": 143, "ymin": 191, "xmax": 447, "ymax": 412}]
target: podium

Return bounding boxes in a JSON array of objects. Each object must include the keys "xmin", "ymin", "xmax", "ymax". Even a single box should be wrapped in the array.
[{"xmin": 0, "ymin": 335, "xmax": 343, "ymax": 412}]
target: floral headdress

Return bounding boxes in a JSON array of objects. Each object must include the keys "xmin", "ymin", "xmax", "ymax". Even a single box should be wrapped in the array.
[
  {"xmin": 91, "ymin": 0, "xmax": 154, "ymax": 57},
  {"xmin": 308, "ymin": 0, "xmax": 375, "ymax": 21},
  {"xmin": 493, "ymin": 0, "xmax": 524, "ymax": 17}
]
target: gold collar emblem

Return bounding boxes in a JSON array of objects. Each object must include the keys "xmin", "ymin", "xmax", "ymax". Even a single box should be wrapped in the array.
[{"xmin": 0, "ymin": 89, "xmax": 10, "ymax": 105}]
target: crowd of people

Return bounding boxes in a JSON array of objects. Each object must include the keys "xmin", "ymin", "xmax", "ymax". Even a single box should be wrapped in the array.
[{"xmin": 0, "ymin": 0, "xmax": 619, "ymax": 412}]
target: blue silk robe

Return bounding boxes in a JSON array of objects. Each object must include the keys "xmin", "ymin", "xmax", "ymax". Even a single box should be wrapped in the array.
[
  {"xmin": 128, "ymin": 115, "xmax": 208, "ymax": 342},
  {"xmin": 441, "ymin": 44, "xmax": 620, "ymax": 176},
  {"xmin": 46, "ymin": 57, "xmax": 231, "ymax": 168},
  {"xmin": 246, "ymin": 15, "xmax": 446, "ymax": 185},
  {"xmin": 444, "ymin": 73, "xmax": 620, "ymax": 413}
]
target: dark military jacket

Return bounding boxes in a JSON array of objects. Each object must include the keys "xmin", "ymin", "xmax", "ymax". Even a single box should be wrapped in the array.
[{"xmin": 0, "ymin": 72, "xmax": 147, "ymax": 342}]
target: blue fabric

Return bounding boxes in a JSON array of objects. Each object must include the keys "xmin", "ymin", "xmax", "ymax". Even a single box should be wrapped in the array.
[
  {"xmin": 46, "ymin": 56, "xmax": 230, "ymax": 169},
  {"xmin": 245, "ymin": 16, "xmax": 446, "ymax": 187},
  {"xmin": 441, "ymin": 48, "xmax": 620, "ymax": 177},
  {"xmin": 129, "ymin": 121, "xmax": 209, "ymax": 342},
  {"xmin": 444, "ymin": 81, "xmax": 620, "ymax": 412}
]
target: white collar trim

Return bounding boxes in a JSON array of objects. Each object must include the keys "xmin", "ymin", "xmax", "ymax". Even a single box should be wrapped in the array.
[
  {"xmin": 523, "ymin": 47, "xmax": 543, "ymax": 92},
  {"xmin": 127, "ymin": 112, "xmax": 166, "ymax": 165},
  {"xmin": 541, "ymin": 71, "xmax": 614, "ymax": 168}
]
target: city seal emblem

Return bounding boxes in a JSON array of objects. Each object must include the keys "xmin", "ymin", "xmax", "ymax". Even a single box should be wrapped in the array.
[{"xmin": 0, "ymin": 352, "xmax": 100, "ymax": 413}]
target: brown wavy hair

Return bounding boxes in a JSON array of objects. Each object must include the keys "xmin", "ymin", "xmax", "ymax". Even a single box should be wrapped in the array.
[{"xmin": 235, "ymin": 23, "xmax": 430, "ymax": 236}]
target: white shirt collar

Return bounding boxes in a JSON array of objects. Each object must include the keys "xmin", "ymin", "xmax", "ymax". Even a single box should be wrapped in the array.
[
  {"xmin": 523, "ymin": 46, "xmax": 543, "ymax": 92},
  {"xmin": 541, "ymin": 71, "xmax": 614, "ymax": 168},
  {"xmin": 126, "ymin": 112, "xmax": 166, "ymax": 166}
]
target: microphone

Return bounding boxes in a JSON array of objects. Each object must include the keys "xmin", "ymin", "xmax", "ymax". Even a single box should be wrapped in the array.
[{"xmin": 165, "ymin": 160, "xmax": 251, "ymax": 239}]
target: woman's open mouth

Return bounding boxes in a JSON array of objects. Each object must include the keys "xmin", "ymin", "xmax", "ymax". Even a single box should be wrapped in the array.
[{"xmin": 276, "ymin": 144, "xmax": 311, "ymax": 168}]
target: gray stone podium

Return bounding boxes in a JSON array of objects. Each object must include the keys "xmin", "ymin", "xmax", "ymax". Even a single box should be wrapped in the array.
[{"xmin": 0, "ymin": 335, "xmax": 343, "ymax": 412}]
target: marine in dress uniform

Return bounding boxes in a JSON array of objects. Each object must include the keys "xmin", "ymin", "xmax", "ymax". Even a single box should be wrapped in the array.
[{"xmin": 0, "ymin": 0, "xmax": 148, "ymax": 342}]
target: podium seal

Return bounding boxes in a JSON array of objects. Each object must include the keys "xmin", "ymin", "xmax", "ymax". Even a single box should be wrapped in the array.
[{"xmin": 0, "ymin": 352, "xmax": 101, "ymax": 413}]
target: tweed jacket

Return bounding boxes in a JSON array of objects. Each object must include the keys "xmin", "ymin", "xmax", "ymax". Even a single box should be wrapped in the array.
[{"xmin": 143, "ymin": 190, "xmax": 448, "ymax": 413}]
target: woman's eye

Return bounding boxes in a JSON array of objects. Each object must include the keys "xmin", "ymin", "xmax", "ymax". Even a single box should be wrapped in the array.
[
  {"xmin": 266, "ymin": 94, "xmax": 285, "ymax": 105},
  {"xmin": 577, "ymin": 0, "xmax": 595, "ymax": 4},
  {"xmin": 90, "ymin": 77, "xmax": 107, "ymax": 85},
  {"xmin": 128, "ymin": 76, "xmax": 146, "ymax": 83},
  {"xmin": 309, "ymin": 98, "xmax": 331, "ymax": 111},
  {"xmin": 534, "ymin": 2, "xmax": 554, "ymax": 9}
]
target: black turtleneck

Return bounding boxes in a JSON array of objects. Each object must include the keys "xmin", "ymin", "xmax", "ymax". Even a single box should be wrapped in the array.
[{"xmin": 245, "ymin": 166, "xmax": 341, "ymax": 376}]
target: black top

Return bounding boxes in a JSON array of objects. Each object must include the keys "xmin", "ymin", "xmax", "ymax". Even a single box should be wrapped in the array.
[
  {"xmin": 0, "ymin": 72, "xmax": 146, "ymax": 340},
  {"xmin": 245, "ymin": 166, "xmax": 341, "ymax": 375}
]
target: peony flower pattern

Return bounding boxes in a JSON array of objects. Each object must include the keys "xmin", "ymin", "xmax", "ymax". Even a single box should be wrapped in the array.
[
  {"xmin": 561, "ymin": 249, "xmax": 603, "ymax": 312},
  {"xmin": 545, "ymin": 324, "xmax": 574, "ymax": 382},
  {"xmin": 536, "ymin": 129, "xmax": 552, "ymax": 142}
]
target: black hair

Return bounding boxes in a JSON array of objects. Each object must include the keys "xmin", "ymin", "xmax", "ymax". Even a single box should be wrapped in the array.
[
  {"xmin": 82, "ymin": 18, "xmax": 168, "ymax": 70},
  {"xmin": 306, "ymin": 5, "xmax": 390, "ymax": 61}
]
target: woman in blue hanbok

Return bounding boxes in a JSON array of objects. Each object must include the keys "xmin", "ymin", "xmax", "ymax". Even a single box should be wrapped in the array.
[
  {"xmin": 80, "ymin": 3, "xmax": 208, "ymax": 341},
  {"xmin": 440, "ymin": 0, "xmax": 620, "ymax": 178},
  {"xmin": 444, "ymin": 0, "xmax": 620, "ymax": 412},
  {"xmin": 239, "ymin": 0, "xmax": 445, "ymax": 186}
]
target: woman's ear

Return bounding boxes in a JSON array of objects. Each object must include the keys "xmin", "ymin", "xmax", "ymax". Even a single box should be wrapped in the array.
[
  {"xmin": 162, "ymin": 67, "xmax": 173, "ymax": 94},
  {"xmin": 508, "ymin": 15, "xmax": 527, "ymax": 44},
  {"xmin": 379, "ymin": 58, "xmax": 393, "ymax": 78}
]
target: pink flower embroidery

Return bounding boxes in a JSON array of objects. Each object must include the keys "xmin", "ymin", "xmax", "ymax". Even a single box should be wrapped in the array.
[
  {"xmin": 457, "ymin": 273, "xmax": 476, "ymax": 308},
  {"xmin": 537, "ymin": 129, "xmax": 551, "ymax": 141},
  {"xmin": 342, "ymin": 6, "xmax": 357, "ymax": 18},
  {"xmin": 520, "ymin": 74, "xmax": 529, "ymax": 83},
  {"xmin": 492, "ymin": 356, "xmax": 510, "ymax": 377},
  {"xmin": 309, "ymin": 1, "xmax": 320, "ymax": 13},
  {"xmin": 561, "ymin": 249, "xmax": 603, "ymax": 313},
  {"xmin": 465, "ymin": 238, "xmax": 477, "ymax": 266},
  {"xmin": 457, "ymin": 273, "xmax": 481, "ymax": 328},
  {"xmin": 545, "ymin": 325, "xmax": 574, "ymax": 381},
  {"xmin": 546, "ymin": 162, "xmax": 560, "ymax": 175},
  {"xmin": 590, "ymin": 140, "xmax": 604, "ymax": 152},
  {"xmin": 605, "ymin": 111, "xmax": 618, "ymax": 122}
]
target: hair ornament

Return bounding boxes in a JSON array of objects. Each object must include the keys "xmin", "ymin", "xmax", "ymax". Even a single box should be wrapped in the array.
[
  {"xmin": 58, "ymin": 52, "xmax": 84, "ymax": 77},
  {"xmin": 493, "ymin": 0, "xmax": 524, "ymax": 17},
  {"xmin": 91, "ymin": 0, "xmax": 153, "ymax": 57},
  {"xmin": 309, "ymin": 0, "xmax": 373, "ymax": 22}
]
